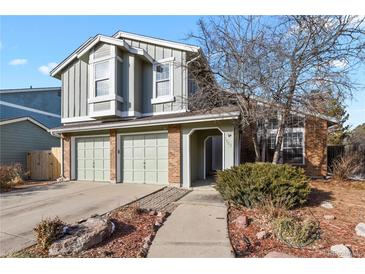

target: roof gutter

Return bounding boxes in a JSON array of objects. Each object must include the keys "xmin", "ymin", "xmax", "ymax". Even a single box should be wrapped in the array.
[{"xmin": 50, "ymin": 111, "xmax": 240, "ymax": 134}]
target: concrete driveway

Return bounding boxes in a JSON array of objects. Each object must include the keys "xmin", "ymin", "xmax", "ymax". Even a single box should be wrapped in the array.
[{"xmin": 0, "ymin": 181, "xmax": 162, "ymax": 256}]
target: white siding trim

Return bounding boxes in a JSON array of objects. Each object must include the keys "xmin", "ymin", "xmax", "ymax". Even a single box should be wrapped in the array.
[
  {"xmin": 113, "ymin": 31, "xmax": 200, "ymax": 52},
  {"xmin": 0, "ymin": 116, "xmax": 51, "ymax": 132},
  {"xmin": 0, "ymin": 100, "xmax": 61, "ymax": 118},
  {"xmin": 52, "ymin": 112, "xmax": 240, "ymax": 134},
  {"xmin": 61, "ymin": 116, "xmax": 95, "ymax": 123}
]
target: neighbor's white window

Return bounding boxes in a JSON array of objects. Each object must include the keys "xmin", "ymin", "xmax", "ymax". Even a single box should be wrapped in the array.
[
  {"xmin": 94, "ymin": 61, "xmax": 110, "ymax": 97},
  {"xmin": 282, "ymin": 131, "xmax": 304, "ymax": 165},
  {"xmin": 152, "ymin": 58, "xmax": 174, "ymax": 104}
]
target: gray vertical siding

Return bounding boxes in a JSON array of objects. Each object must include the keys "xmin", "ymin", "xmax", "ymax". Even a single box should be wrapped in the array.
[
  {"xmin": 62, "ymin": 59, "xmax": 88, "ymax": 119},
  {"xmin": 61, "ymin": 38, "xmax": 189, "ymax": 119},
  {"xmin": 0, "ymin": 121, "xmax": 60, "ymax": 168}
]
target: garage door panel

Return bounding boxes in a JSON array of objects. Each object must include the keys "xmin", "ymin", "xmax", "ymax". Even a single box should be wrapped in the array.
[
  {"xmin": 158, "ymin": 147, "xmax": 168, "ymax": 159},
  {"xmin": 133, "ymin": 147, "xmax": 144, "ymax": 158},
  {"xmin": 76, "ymin": 137, "xmax": 110, "ymax": 182},
  {"xmin": 94, "ymin": 170, "xmax": 104, "ymax": 181},
  {"xmin": 94, "ymin": 148, "xmax": 104, "ymax": 159},
  {"xmin": 145, "ymin": 171, "xmax": 157, "ymax": 183},
  {"xmin": 133, "ymin": 171, "xmax": 144, "ymax": 182},
  {"xmin": 157, "ymin": 159, "xmax": 167, "ymax": 171},
  {"xmin": 85, "ymin": 169, "xmax": 94, "ymax": 181},
  {"xmin": 134, "ymin": 159, "xmax": 144, "ymax": 169},
  {"xmin": 85, "ymin": 149, "xmax": 93, "ymax": 159},
  {"xmin": 145, "ymin": 147, "xmax": 156, "ymax": 159},
  {"xmin": 145, "ymin": 159, "xmax": 156, "ymax": 170},
  {"xmin": 121, "ymin": 133, "xmax": 168, "ymax": 185},
  {"xmin": 158, "ymin": 172, "xmax": 168, "ymax": 184}
]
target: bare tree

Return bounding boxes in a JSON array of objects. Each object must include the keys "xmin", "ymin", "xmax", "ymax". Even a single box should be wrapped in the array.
[{"xmin": 188, "ymin": 15, "xmax": 365, "ymax": 164}]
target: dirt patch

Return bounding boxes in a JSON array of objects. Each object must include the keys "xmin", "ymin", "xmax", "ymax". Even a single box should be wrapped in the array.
[{"xmin": 228, "ymin": 179, "xmax": 365, "ymax": 258}]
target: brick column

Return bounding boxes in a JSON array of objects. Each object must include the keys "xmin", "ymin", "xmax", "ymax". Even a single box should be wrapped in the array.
[
  {"xmin": 110, "ymin": 129, "xmax": 117, "ymax": 183},
  {"xmin": 305, "ymin": 117, "xmax": 328, "ymax": 177},
  {"xmin": 168, "ymin": 124, "xmax": 181, "ymax": 186},
  {"xmin": 62, "ymin": 133, "xmax": 71, "ymax": 181}
]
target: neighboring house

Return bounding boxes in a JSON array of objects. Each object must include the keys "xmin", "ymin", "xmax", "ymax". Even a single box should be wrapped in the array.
[
  {"xmin": 0, "ymin": 117, "xmax": 60, "ymax": 167},
  {"xmin": 0, "ymin": 86, "xmax": 61, "ymax": 128},
  {"xmin": 50, "ymin": 31, "xmax": 333, "ymax": 188},
  {"xmin": 0, "ymin": 87, "xmax": 61, "ymax": 168}
]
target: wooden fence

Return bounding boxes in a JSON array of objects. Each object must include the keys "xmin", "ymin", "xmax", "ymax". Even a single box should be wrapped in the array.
[{"xmin": 26, "ymin": 147, "xmax": 61, "ymax": 180}]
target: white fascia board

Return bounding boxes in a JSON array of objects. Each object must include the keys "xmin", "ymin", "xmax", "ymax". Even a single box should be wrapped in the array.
[
  {"xmin": 52, "ymin": 35, "xmax": 155, "ymax": 78},
  {"xmin": 129, "ymin": 47, "xmax": 154, "ymax": 63},
  {"xmin": 114, "ymin": 31, "xmax": 200, "ymax": 53},
  {"xmin": 50, "ymin": 111, "xmax": 240, "ymax": 134},
  {"xmin": 0, "ymin": 117, "xmax": 50, "ymax": 132},
  {"xmin": 50, "ymin": 36, "xmax": 95, "ymax": 78}
]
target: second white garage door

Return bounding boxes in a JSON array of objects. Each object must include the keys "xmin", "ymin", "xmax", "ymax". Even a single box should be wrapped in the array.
[{"xmin": 121, "ymin": 133, "xmax": 168, "ymax": 185}]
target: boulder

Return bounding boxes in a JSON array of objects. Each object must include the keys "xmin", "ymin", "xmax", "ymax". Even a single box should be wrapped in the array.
[
  {"xmin": 49, "ymin": 216, "xmax": 114, "ymax": 256},
  {"xmin": 265, "ymin": 251, "xmax": 296, "ymax": 258},
  {"xmin": 256, "ymin": 231, "xmax": 269, "ymax": 240},
  {"xmin": 321, "ymin": 201, "xmax": 334, "ymax": 209},
  {"xmin": 330, "ymin": 244, "xmax": 352, "ymax": 258},
  {"xmin": 324, "ymin": 215, "xmax": 336, "ymax": 220},
  {"xmin": 355, "ymin": 223, "xmax": 365, "ymax": 237},
  {"xmin": 233, "ymin": 215, "xmax": 248, "ymax": 228}
]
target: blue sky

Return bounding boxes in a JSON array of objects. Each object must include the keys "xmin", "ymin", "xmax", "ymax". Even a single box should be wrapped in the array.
[{"xmin": 0, "ymin": 16, "xmax": 364, "ymax": 128}]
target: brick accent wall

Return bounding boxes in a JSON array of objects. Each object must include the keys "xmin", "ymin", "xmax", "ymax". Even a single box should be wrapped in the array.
[
  {"xmin": 304, "ymin": 117, "xmax": 328, "ymax": 177},
  {"xmin": 110, "ymin": 129, "xmax": 117, "ymax": 183},
  {"xmin": 62, "ymin": 133, "xmax": 71, "ymax": 181},
  {"xmin": 168, "ymin": 124, "xmax": 181, "ymax": 186}
]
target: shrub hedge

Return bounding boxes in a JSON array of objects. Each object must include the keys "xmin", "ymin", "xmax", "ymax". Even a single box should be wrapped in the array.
[{"xmin": 216, "ymin": 163, "xmax": 310, "ymax": 209}]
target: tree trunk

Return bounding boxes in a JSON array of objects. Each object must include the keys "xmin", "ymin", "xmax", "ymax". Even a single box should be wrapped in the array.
[{"xmin": 272, "ymin": 74, "xmax": 297, "ymax": 164}]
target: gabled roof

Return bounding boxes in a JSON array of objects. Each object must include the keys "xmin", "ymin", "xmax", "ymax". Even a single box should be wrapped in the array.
[
  {"xmin": 0, "ymin": 117, "xmax": 51, "ymax": 132},
  {"xmin": 113, "ymin": 30, "xmax": 200, "ymax": 53},
  {"xmin": 51, "ymin": 35, "xmax": 154, "ymax": 79}
]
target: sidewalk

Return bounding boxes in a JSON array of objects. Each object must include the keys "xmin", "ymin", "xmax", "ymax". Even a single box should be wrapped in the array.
[{"xmin": 147, "ymin": 188, "xmax": 234, "ymax": 258}]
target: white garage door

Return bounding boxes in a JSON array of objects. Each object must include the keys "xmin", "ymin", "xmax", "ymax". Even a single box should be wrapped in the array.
[
  {"xmin": 76, "ymin": 137, "xmax": 110, "ymax": 181},
  {"xmin": 121, "ymin": 133, "xmax": 168, "ymax": 184}
]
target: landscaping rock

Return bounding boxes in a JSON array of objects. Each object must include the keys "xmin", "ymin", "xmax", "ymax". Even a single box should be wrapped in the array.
[
  {"xmin": 355, "ymin": 223, "xmax": 365, "ymax": 237},
  {"xmin": 256, "ymin": 231, "xmax": 269, "ymax": 240},
  {"xmin": 330, "ymin": 244, "xmax": 352, "ymax": 258},
  {"xmin": 149, "ymin": 210, "xmax": 157, "ymax": 216},
  {"xmin": 233, "ymin": 215, "xmax": 248, "ymax": 228},
  {"xmin": 48, "ymin": 216, "xmax": 114, "ymax": 256},
  {"xmin": 324, "ymin": 215, "xmax": 336, "ymax": 220},
  {"xmin": 265, "ymin": 251, "xmax": 296, "ymax": 258},
  {"xmin": 321, "ymin": 201, "xmax": 334, "ymax": 209}
]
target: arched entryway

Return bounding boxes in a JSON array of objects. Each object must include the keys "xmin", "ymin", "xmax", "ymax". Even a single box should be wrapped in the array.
[{"xmin": 189, "ymin": 128, "xmax": 223, "ymax": 187}]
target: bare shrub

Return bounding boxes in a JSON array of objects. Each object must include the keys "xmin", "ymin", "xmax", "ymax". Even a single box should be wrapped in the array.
[
  {"xmin": 34, "ymin": 217, "xmax": 65, "ymax": 250},
  {"xmin": 332, "ymin": 152, "xmax": 364, "ymax": 180},
  {"xmin": 0, "ymin": 163, "xmax": 27, "ymax": 192},
  {"xmin": 273, "ymin": 216, "xmax": 320, "ymax": 248}
]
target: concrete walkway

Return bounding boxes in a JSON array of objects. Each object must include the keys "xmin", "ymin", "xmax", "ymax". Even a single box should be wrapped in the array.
[
  {"xmin": 0, "ymin": 182, "xmax": 162, "ymax": 256},
  {"xmin": 148, "ymin": 188, "xmax": 234, "ymax": 258}
]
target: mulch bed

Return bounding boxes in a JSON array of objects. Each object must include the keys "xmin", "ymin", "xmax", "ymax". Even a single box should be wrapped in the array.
[
  {"xmin": 13, "ymin": 206, "xmax": 165, "ymax": 258},
  {"xmin": 228, "ymin": 179, "xmax": 365, "ymax": 258}
]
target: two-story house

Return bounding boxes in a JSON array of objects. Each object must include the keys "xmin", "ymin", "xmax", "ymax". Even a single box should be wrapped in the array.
[{"xmin": 50, "ymin": 31, "xmax": 332, "ymax": 188}]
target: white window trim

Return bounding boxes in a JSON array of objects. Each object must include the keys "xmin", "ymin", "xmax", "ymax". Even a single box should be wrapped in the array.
[
  {"xmin": 88, "ymin": 45, "xmax": 124, "ymax": 117},
  {"xmin": 152, "ymin": 57, "xmax": 175, "ymax": 105}
]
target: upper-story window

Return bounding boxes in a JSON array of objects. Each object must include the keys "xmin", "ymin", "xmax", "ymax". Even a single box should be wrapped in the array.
[
  {"xmin": 156, "ymin": 64, "xmax": 170, "ymax": 97},
  {"xmin": 94, "ymin": 61, "xmax": 110, "ymax": 97},
  {"xmin": 151, "ymin": 57, "xmax": 175, "ymax": 104}
]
